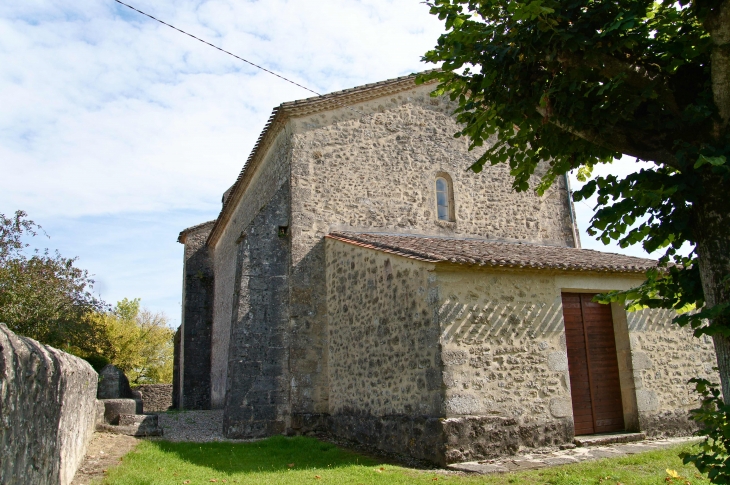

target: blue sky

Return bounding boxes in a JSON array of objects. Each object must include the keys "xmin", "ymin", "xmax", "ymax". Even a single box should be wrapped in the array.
[{"xmin": 0, "ymin": 0, "xmax": 659, "ymax": 327}]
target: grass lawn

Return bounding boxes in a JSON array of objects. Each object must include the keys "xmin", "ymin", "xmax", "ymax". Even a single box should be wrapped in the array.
[{"xmin": 99, "ymin": 436, "xmax": 710, "ymax": 485}]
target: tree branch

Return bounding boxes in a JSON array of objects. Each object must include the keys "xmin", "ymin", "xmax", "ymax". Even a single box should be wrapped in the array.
[
  {"xmin": 537, "ymin": 106, "xmax": 681, "ymax": 168},
  {"xmin": 706, "ymin": 0, "xmax": 730, "ymax": 138},
  {"xmin": 557, "ymin": 51, "xmax": 681, "ymax": 115}
]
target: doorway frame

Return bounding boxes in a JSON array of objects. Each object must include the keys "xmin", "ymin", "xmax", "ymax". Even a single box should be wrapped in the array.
[{"xmin": 557, "ymin": 283, "xmax": 641, "ymax": 434}]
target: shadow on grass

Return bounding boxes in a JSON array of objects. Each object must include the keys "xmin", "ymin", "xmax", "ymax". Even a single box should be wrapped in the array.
[{"xmin": 148, "ymin": 435, "xmax": 378, "ymax": 474}]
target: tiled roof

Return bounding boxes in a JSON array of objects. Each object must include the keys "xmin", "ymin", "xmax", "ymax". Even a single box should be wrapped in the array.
[
  {"xmin": 206, "ymin": 72, "xmax": 437, "ymax": 246},
  {"xmin": 326, "ymin": 232, "xmax": 657, "ymax": 273},
  {"xmin": 178, "ymin": 220, "xmax": 216, "ymax": 244}
]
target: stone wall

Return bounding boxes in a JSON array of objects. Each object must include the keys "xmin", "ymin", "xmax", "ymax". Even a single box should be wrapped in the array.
[
  {"xmin": 436, "ymin": 267, "xmax": 578, "ymax": 462},
  {"xmin": 172, "ymin": 326, "xmax": 181, "ymax": 409},
  {"xmin": 180, "ymin": 223, "xmax": 214, "ymax": 410},
  {"xmin": 289, "ymin": 83, "xmax": 578, "ymax": 418},
  {"xmin": 211, "ymin": 128, "xmax": 292, "ymax": 410},
  {"xmin": 324, "ymin": 239, "xmax": 717, "ymax": 464},
  {"xmin": 325, "ymin": 238, "xmax": 445, "ymax": 463},
  {"xmin": 626, "ymin": 308, "xmax": 716, "ymax": 435},
  {"xmin": 223, "ymin": 182, "xmax": 291, "ymax": 438},
  {"xmin": 435, "ymin": 267, "xmax": 717, "ymax": 462},
  {"xmin": 0, "ymin": 324, "xmax": 97, "ymax": 485},
  {"xmin": 134, "ymin": 384, "xmax": 173, "ymax": 412}
]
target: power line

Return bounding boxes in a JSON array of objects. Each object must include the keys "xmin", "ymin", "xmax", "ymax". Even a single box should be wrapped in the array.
[{"xmin": 112, "ymin": 0, "xmax": 323, "ymax": 97}]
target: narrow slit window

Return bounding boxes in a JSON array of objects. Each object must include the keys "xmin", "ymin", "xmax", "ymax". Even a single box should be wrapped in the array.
[{"xmin": 436, "ymin": 177, "xmax": 450, "ymax": 221}]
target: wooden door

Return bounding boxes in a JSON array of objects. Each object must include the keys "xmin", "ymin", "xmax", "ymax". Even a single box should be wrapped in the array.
[{"xmin": 562, "ymin": 293, "xmax": 625, "ymax": 435}]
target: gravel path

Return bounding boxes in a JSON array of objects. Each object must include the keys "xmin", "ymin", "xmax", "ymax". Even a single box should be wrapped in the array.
[{"xmin": 156, "ymin": 410, "xmax": 257, "ymax": 443}]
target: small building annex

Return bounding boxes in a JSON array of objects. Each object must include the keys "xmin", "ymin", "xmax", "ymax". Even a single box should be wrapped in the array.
[{"xmin": 174, "ymin": 73, "xmax": 716, "ymax": 465}]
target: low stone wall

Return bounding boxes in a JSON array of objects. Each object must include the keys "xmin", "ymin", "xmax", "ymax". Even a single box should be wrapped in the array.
[
  {"xmin": 134, "ymin": 384, "xmax": 173, "ymax": 412},
  {"xmin": 0, "ymin": 324, "xmax": 98, "ymax": 485}
]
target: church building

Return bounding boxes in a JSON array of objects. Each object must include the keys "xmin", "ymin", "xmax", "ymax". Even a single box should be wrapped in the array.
[{"xmin": 174, "ymin": 73, "xmax": 716, "ymax": 465}]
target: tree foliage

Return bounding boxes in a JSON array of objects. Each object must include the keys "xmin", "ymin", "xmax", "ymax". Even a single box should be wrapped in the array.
[
  {"xmin": 84, "ymin": 298, "xmax": 174, "ymax": 385},
  {"xmin": 0, "ymin": 210, "xmax": 106, "ymax": 347},
  {"xmin": 418, "ymin": 0, "xmax": 730, "ymax": 368},
  {"xmin": 420, "ymin": 0, "xmax": 730, "ymax": 478},
  {"xmin": 681, "ymin": 379, "xmax": 730, "ymax": 484},
  {"xmin": 0, "ymin": 211, "xmax": 174, "ymax": 384}
]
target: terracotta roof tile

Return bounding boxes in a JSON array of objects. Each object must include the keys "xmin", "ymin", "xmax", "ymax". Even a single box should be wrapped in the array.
[{"xmin": 326, "ymin": 232, "xmax": 657, "ymax": 273}]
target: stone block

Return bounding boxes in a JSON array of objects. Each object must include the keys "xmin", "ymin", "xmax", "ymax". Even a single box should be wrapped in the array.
[
  {"xmin": 97, "ymin": 364, "xmax": 133, "ymax": 399},
  {"xmin": 0, "ymin": 324, "xmax": 98, "ymax": 485},
  {"xmin": 134, "ymin": 384, "xmax": 173, "ymax": 412},
  {"xmin": 101, "ymin": 399, "xmax": 138, "ymax": 425}
]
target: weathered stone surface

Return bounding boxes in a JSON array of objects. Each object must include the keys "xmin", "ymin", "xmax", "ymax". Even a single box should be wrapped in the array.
[
  {"xmin": 327, "ymin": 244, "xmax": 441, "ymax": 418},
  {"xmin": 172, "ymin": 326, "xmax": 181, "ymax": 409},
  {"xmin": 96, "ymin": 364, "xmax": 133, "ymax": 399},
  {"xmin": 223, "ymin": 183, "xmax": 290, "ymax": 438},
  {"xmin": 101, "ymin": 399, "xmax": 138, "ymax": 425},
  {"xmin": 442, "ymin": 415, "xmax": 573, "ymax": 464},
  {"xmin": 0, "ymin": 324, "xmax": 97, "ymax": 485},
  {"xmin": 94, "ymin": 400, "xmax": 105, "ymax": 427},
  {"xmin": 98, "ymin": 413, "xmax": 163, "ymax": 436},
  {"xmin": 210, "ymin": 130, "xmax": 291, "ymax": 411},
  {"xmin": 626, "ymin": 310, "xmax": 715, "ymax": 434},
  {"xmin": 327, "ymin": 412, "xmax": 446, "ymax": 465},
  {"xmin": 179, "ymin": 223, "xmax": 214, "ymax": 410},
  {"xmin": 134, "ymin": 384, "xmax": 172, "ymax": 412}
]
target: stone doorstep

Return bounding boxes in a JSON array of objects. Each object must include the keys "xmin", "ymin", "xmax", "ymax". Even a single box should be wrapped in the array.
[{"xmin": 574, "ymin": 432, "xmax": 646, "ymax": 447}]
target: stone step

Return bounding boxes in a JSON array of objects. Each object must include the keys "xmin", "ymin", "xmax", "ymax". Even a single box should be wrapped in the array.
[
  {"xmin": 574, "ymin": 432, "xmax": 646, "ymax": 447},
  {"xmin": 119, "ymin": 413, "xmax": 158, "ymax": 427},
  {"xmin": 97, "ymin": 414, "xmax": 162, "ymax": 437}
]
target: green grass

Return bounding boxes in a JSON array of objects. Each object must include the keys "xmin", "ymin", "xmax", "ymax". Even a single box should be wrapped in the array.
[{"xmin": 100, "ymin": 436, "xmax": 711, "ymax": 485}]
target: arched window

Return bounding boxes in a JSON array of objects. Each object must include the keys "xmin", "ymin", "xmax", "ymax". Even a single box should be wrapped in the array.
[{"xmin": 435, "ymin": 174, "xmax": 455, "ymax": 222}]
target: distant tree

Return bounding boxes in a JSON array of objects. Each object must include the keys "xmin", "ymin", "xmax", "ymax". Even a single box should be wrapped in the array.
[
  {"xmin": 0, "ymin": 210, "xmax": 106, "ymax": 349},
  {"xmin": 86, "ymin": 298, "xmax": 174, "ymax": 385}
]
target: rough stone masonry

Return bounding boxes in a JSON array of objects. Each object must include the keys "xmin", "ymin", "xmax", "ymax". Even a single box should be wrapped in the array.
[
  {"xmin": 0, "ymin": 324, "xmax": 98, "ymax": 485},
  {"xmin": 175, "ymin": 73, "xmax": 717, "ymax": 465}
]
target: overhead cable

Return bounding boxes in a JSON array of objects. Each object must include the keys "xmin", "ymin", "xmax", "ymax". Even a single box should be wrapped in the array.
[{"xmin": 112, "ymin": 0, "xmax": 323, "ymax": 97}]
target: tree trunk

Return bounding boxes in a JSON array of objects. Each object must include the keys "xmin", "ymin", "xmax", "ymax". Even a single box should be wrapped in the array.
[
  {"xmin": 706, "ymin": 0, "xmax": 730, "ymax": 136},
  {"xmin": 695, "ymin": 172, "xmax": 730, "ymax": 401}
]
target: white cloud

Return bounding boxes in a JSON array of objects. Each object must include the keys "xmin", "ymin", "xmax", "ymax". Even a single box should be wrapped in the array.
[
  {"xmin": 0, "ymin": 0, "xmax": 445, "ymax": 323},
  {"xmin": 1, "ymin": 0, "xmax": 670, "ymax": 325}
]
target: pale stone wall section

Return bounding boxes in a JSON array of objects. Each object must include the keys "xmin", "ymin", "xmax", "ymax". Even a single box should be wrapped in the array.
[
  {"xmin": 0, "ymin": 324, "xmax": 97, "ymax": 485},
  {"xmin": 437, "ymin": 268, "xmax": 570, "ymax": 421},
  {"xmin": 210, "ymin": 128, "xmax": 292, "ymax": 409},
  {"xmin": 437, "ymin": 268, "xmax": 717, "ymax": 442},
  {"xmin": 626, "ymin": 308, "xmax": 716, "ymax": 434}
]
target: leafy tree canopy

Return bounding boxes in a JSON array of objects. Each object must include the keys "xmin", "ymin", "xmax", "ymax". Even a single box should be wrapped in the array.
[
  {"xmin": 85, "ymin": 298, "xmax": 174, "ymax": 385},
  {"xmin": 0, "ymin": 211, "xmax": 174, "ymax": 384},
  {"xmin": 418, "ymin": 0, "xmax": 730, "ymax": 391},
  {"xmin": 0, "ymin": 210, "xmax": 106, "ymax": 347}
]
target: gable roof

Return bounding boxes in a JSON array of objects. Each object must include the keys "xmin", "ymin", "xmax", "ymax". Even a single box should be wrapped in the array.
[
  {"xmin": 326, "ymin": 232, "xmax": 657, "ymax": 273},
  {"xmin": 178, "ymin": 220, "xmax": 216, "ymax": 244},
  {"xmin": 206, "ymin": 72, "xmax": 437, "ymax": 247}
]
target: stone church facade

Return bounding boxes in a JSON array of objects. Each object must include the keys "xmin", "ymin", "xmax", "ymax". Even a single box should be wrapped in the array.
[{"xmin": 174, "ymin": 74, "xmax": 716, "ymax": 465}]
